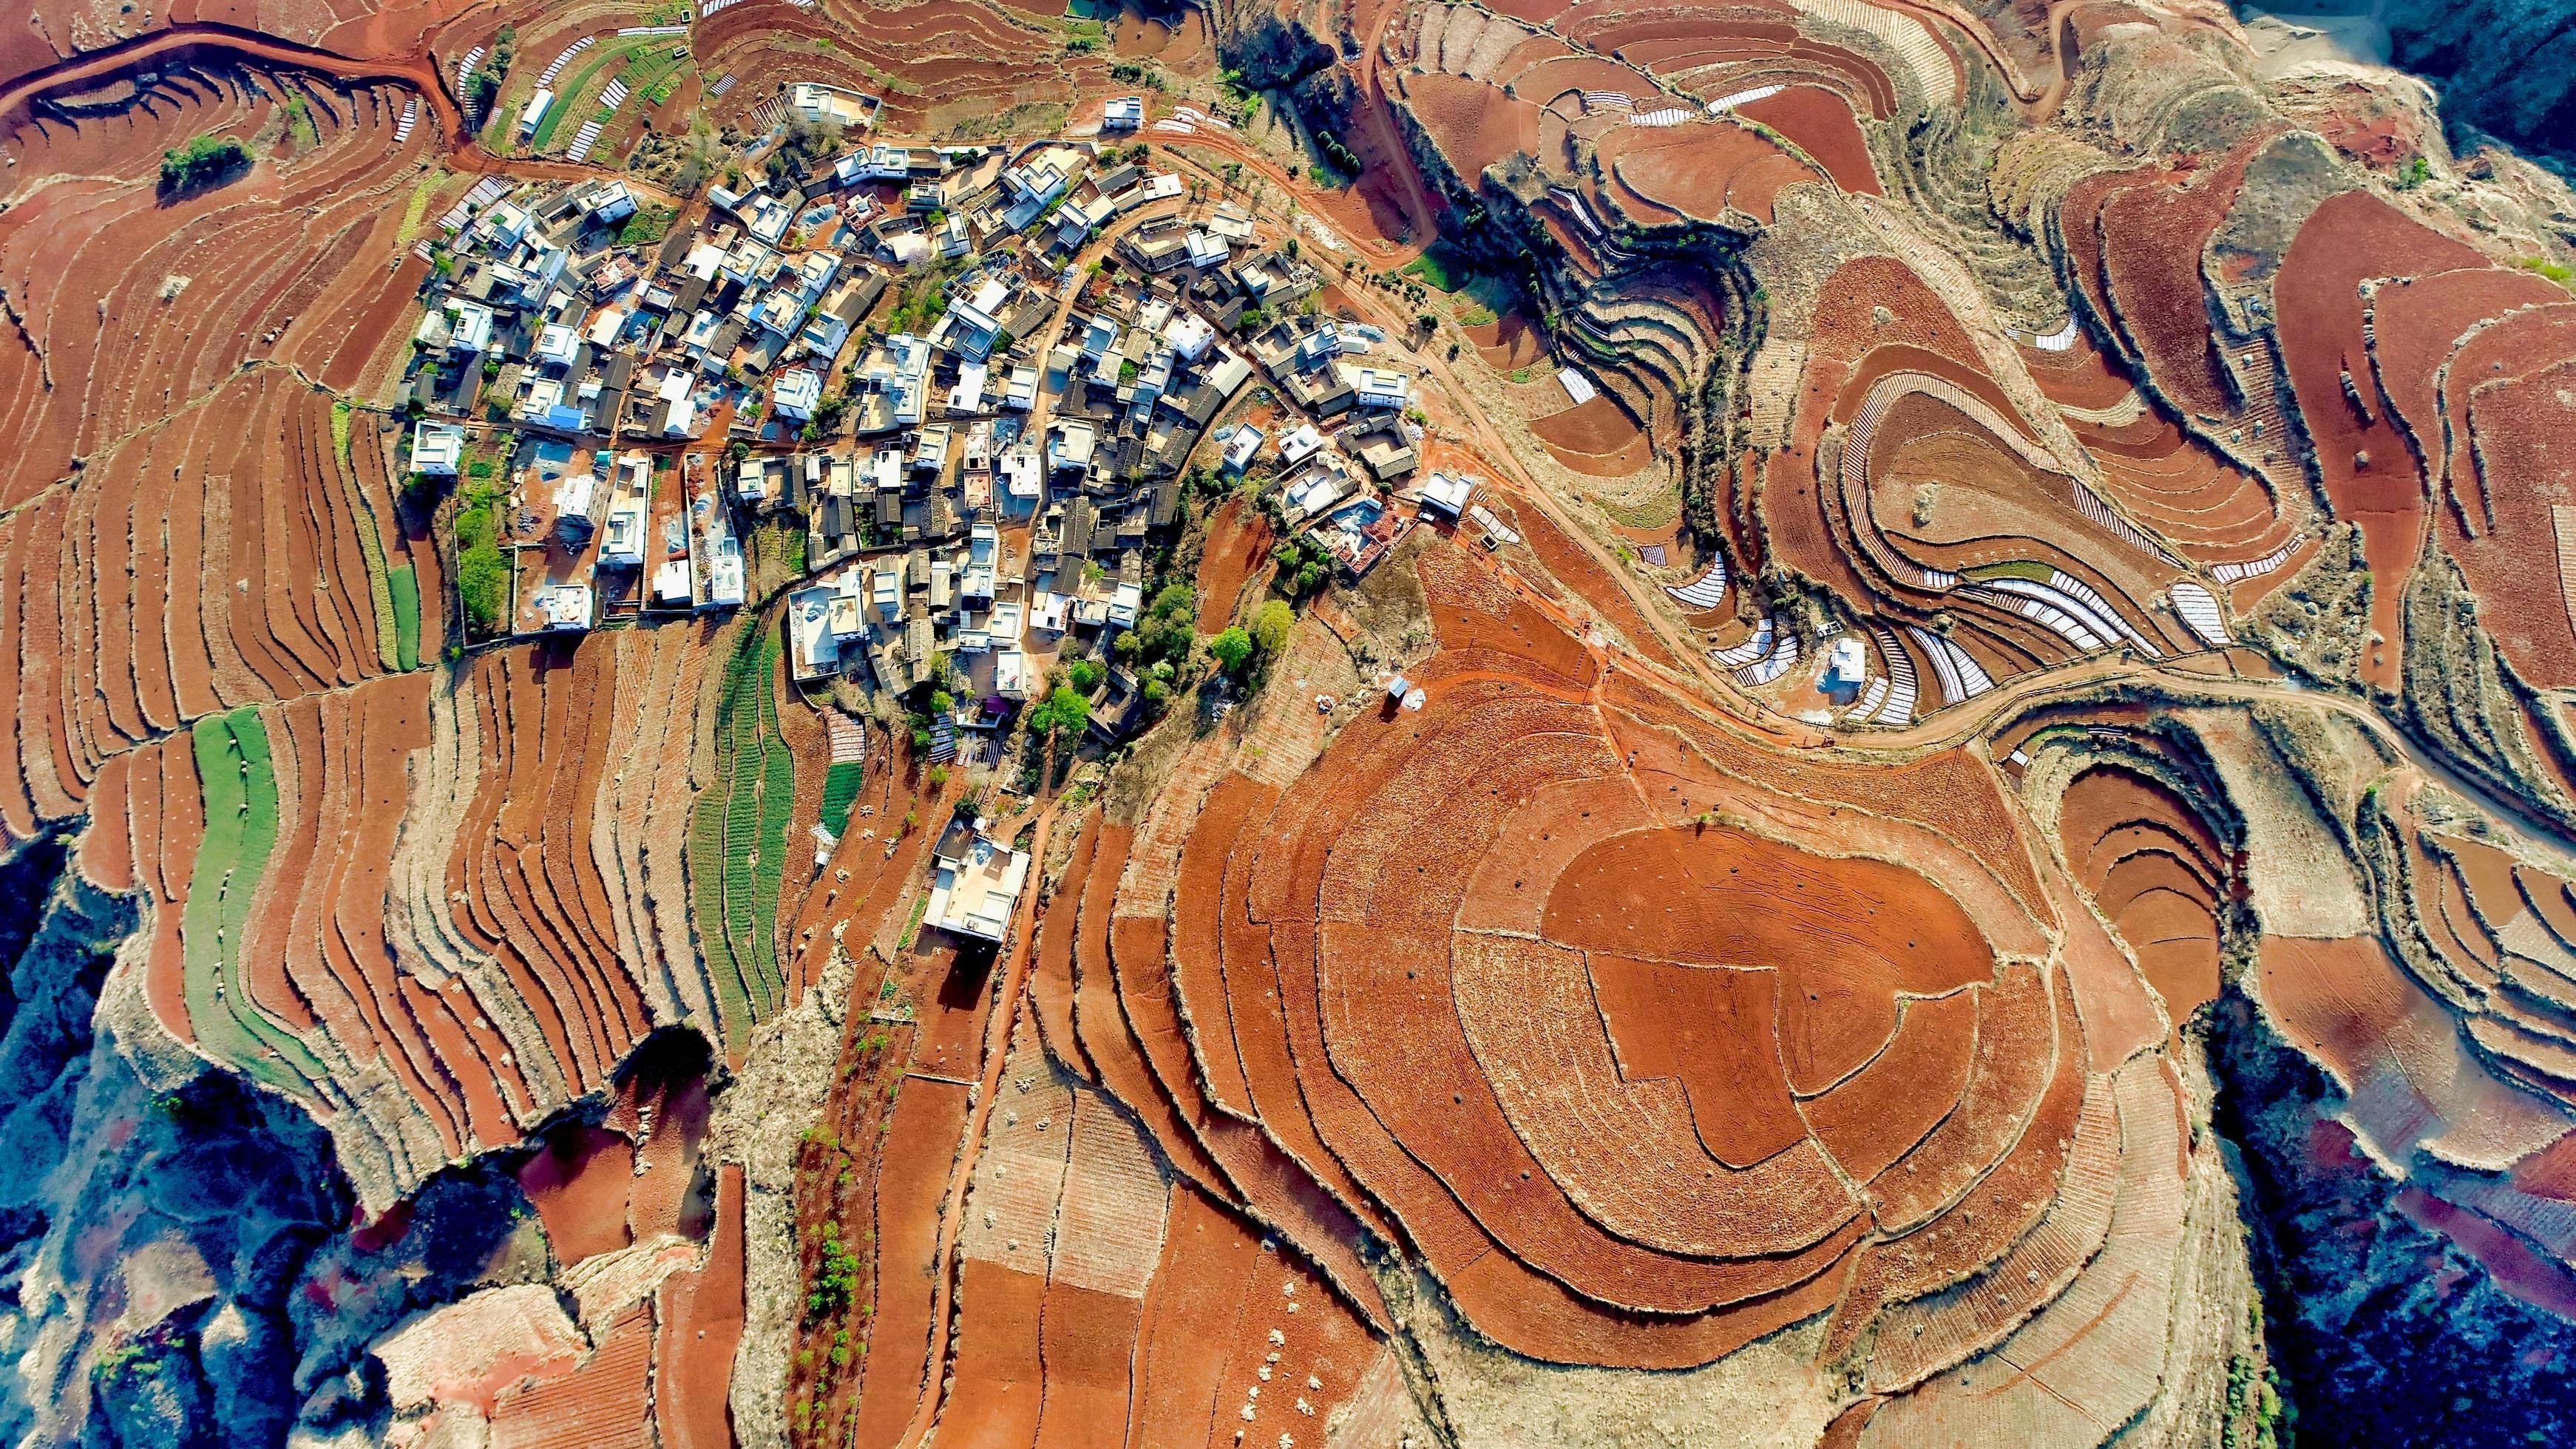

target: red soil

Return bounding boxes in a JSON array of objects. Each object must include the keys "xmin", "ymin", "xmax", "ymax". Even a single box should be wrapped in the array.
[
  {"xmin": 517, "ymin": 1124, "xmax": 635, "ymax": 1267},
  {"xmin": 1868, "ymin": 961, "xmax": 2058, "ymax": 1230},
  {"xmin": 1737, "ymin": 85, "xmax": 1879, "ymax": 194},
  {"xmin": 78, "ymin": 751, "xmax": 135, "ymax": 894},
  {"xmin": 2277, "ymin": 191, "xmax": 2489, "ymax": 688},
  {"xmin": 648, "ymin": 1163, "xmax": 742, "ymax": 1449},
  {"xmin": 2364, "ymin": 266, "xmax": 2560, "ymax": 462},
  {"xmin": 1031, "ymin": 818, "xmax": 1097, "ymax": 1070},
  {"xmin": 942, "ymin": 1260, "xmax": 1048, "ymax": 1446},
  {"xmin": 2257, "ymin": 934, "xmax": 2562, "ymax": 1164},
  {"xmin": 1603, "ymin": 118, "xmax": 1816, "ymax": 225},
  {"xmin": 1167, "ymin": 773, "xmax": 1263, "ymax": 1116},
  {"xmin": 849, "ymin": 1077, "xmax": 972, "ymax": 1446},
  {"xmin": 2395, "ymin": 1186, "xmax": 2576, "ymax": 1321},
  {"xmin": 1466, "ymin": 307, "xmax": 1548, "ymax": 370},
  {"xmin": 1802, "ymin": 988, "xmax": 1980, "ymax": 1183},
  {"xmin": 2436, "ymin": 303, "xmax": 2576, "ymax": 532},
  {"xmin": 1031, "ymin": 1280, "xmax": 1142, "ymax": 1448},
  {"xmin": 1126, "ymin": 1184, "xmax": 1256, "ymax": 1446},
  {"xmin": 1505, "ymin": 499, "xmax": 1680, "ymax": 669},
  {"xmin": 487, "ymin": 1303, "xmax": 654, "ymax": 1449},
  {"xmin": 1823, "ymin": 977, "xmax": 2083, "ymax": 1358},
  {"xmin": 1070, "ymin": 826, "xmax": 1231, "ymax": 1196},
  {"xmin": 2095, "ymin": 141, "xmax": 2271, "ymax": 417},
  {"xmin": 1585, "ymin": 953, "xmax": 1806, "ymax": 1166},
  {"xmin": 1398, "ymin": 72, "xmax": 1542, "ymax": 183},
  {"xmin": 1541, "ymin": 822, "xmax": 1993, "ymax": 1090},
  {"xmin": 2459, "ymin": 359, "xmax": 2576, "ymax": 687},
  {"xmin": 2058, "ymin": 765, "xmax": 2225, "ymax": 1028},
  {"xmin": 1193, "ymin": 498, "xmax": 1274, "ymax": 634},
  {"xmin": 1530, "ymin": 392, "xmax": 1647, "ymax": 454}
]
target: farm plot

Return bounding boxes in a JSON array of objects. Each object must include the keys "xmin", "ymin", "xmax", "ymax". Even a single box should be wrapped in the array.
[
  {"xmin": 2056, "ymin": 764, "xmax": 2225, "ymax": 1030},
  {"xmin": 1599, "ymin": 117, "xmax": 1818, "ymax": 225},
  {"xmin": 1082, "ymin": 527, "xmax": 2163, "ymax": 1394},
  {"xmin": 2275, "ymin": 191, "xmax": 2490, "ymax": 687},
  {"xmin": 686, "ymin": 621, "xmax": 799, "ymax": 1053},
  {"xmin": 0, "ymin": 65, "xmax": 435, "ymax": 515},
  {"xmin": 0, "ymin": 75, "xmax": 427, "ymax": 845},
  {"xmin": 699, "ymin": 0, "xmax": 1107, "ymax": 135}
]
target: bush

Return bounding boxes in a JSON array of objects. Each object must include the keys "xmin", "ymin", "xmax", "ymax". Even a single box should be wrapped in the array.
[
  {"xmin": 457, "ymin": 543, "xmax": 509, "ymax": 634},
  {"xmin": 619, "ymin": 206, "xmax": 677, "ymax": 245},
  {"xmin": 160, "ymin": 135, "xmax": 249, "ymax": 192},
  {"xmin": 1026, "ymin": 683, "xmax": 1090, "ymax": 740},
  {"xmin": 1250, "ymin": 599, "xmax": 1293, "ymax": 656},
  {"xmin": 1208, "ymin": 625, "xmax": 1254, "ymax": 675}
]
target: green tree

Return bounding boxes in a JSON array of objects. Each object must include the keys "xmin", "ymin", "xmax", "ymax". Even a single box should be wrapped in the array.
[
  {"xmin": 160, "ymin": 135, "xmax": 249, "ymax": 191},
  {"xmin": 1026, "ymin": 683, "xmax": 1091, "ymax": 740},
  {"xmin": 1250, "ymin": 599, "xmax": 1293, "ymax": 656},
  {"xmin": 1067, "ymin": 658, "xmax": 1105, "ymax": 694},
  {"xmin": 457, "ymin": 544, "xmax": 509, "ymax": 634},
  {"xmin": 1208, "ymin": 625, "xmax": 1254, "ymax": 675}
]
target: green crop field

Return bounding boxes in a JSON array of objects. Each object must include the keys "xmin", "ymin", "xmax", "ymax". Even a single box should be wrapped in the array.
[
  {"xmin": 688, "ymin": 622, "xmax": 798, "ymax": 1051},
  {"xmin": 185, "ymin": 709, "xmax": 327, "ymax": 1091},
  {"xmin": 389, "ymin": 564, "xmax": 421, "ymax": 670},
  {"xmin": 818, "ymin": 761, "xmax": 864, "ymax": 835}
]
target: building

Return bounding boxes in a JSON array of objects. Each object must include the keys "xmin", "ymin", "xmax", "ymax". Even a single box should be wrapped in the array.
[
  {"xmin": 528, "ymin": 582, "xmax": 592, "ymax": 633},
  {"xmin": 516, "ymin": 89, "xmax": 554, "ymax": 143},
  {"xmin": 1103, "ymin": 95, "xmax": 1145, "ymax": 129},
  {"xmin": 1419, "ymin": 471, "xmax": 1474, "ymax": 518},
  {"xmin": 773, "ymin": 367, "xmax": 824, "ymax": 422},
  {"xmin": 1279, "ymin": 423, "xmax": 1325, "ymax": 468},
  {"xmin": 1048, "ymin": 418, "xmax": 1097, "ymax": 478},
  {"xmin": 790, "ymin": 82, "xmax": 878, "ymax": 130},
  {"xmin": 924, "ymin": 818, "xmax": 1031, "ymax": 943},
  {"xmin": 1346, "ymin": 364, "xmax": 1409, "ymax": 411},
  {"xmin": 411, "ymin": 421, "xmax": 466, "ymax": 475},
  {"xmin": 600, "ymin": 492, "xmax": 648, "ymax": 568},
  {"xmin": 447, "ymin": 301, "xmax": 497, "ymax": 355},
  {"xmin": 1221, "ymin": 424, "xmax": 1263, "ymax": 472}
]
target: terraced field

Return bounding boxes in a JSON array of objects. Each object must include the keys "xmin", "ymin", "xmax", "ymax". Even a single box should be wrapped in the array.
[{"xmin": 9, "ymin": 0, "xmax": 2576, "ymax": 1445}]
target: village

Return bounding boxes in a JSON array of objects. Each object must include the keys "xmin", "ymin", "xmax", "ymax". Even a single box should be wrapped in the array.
[{"xmin": 395, "ymin": 85, "xmax": 1480, "ymax": 941}]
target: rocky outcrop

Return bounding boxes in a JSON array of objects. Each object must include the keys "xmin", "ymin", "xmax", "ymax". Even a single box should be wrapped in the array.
[
  {"xmin": 2282, "ymin": 0, "xmax": 2576, "ymax": 166},
  {"xmin": 2209, "ymin": 988, "xmax": 2576, "ymax": 1445}
]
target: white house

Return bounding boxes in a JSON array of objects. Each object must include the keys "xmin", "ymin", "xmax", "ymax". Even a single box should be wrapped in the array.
[
  {"xmin": 1221, "ymin": 424, "xmax": 1263, "ymax": 473},
  {"xmin": 447, "ymin": 301, "xmax": 496, "ymax": 355},
  {"xmin": 1419, "ymin": 471, "xmax": 1474, "ymax": 518},
  {"xmin": 773, "ymin": 367, "xmax": 824, "ymax": 422},
  {"xmin": 1103, "ymin": 96, "xmax": 1145, "ymax": 130},
  {"xmin": 411, "ymin": 421, "xmax": 466, "ymax": 475},
  {"xmin": 1279, "ymin": 423, "xmax": 1325, "ymax": 468},
  {"xmin": 1346, "ymin": 364, "xmax": 1409, "ymax": 411},
  {"xmin": 515, "ymin": 89, "xmax": 554, "ymax": 143},
  {"xmin": 925, "ymin": 821, "xmax": 1030, "ymax": 942}
]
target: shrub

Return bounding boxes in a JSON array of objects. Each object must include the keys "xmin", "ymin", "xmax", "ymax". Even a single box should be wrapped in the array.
[
  {"xmin": 619, "ymin": 206, "xmax": 677, "ymax": 245},
  {"xmin": 160, "ymin": 135, "xmax": 249, "ymax": 192},
  {"xmin": 1250, "ymin": 598, "xmax": 1293, "ymax": 656},
  {"xmin": 1026, "ymin": 683, "xmax": 1090, "ymax": 740},
  {"xmin": 1208, "ymin": 625, "xmax": 1253, "ymax": 675},
  {"xmin": 457, "ymin": 543, "xmax": 509, "ymax": 634}
]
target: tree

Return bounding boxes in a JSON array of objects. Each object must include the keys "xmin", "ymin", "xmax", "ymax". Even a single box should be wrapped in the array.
[
  {"xmin": 1208, "ymin": 625, "xmax": 1254, "ymax": 675},
  {"xmin": 1250, "ymin": 599, "xmax": 1292, "ymax": 656},
  {"xmin": 160, "ymin": 135, "xmax": 249, "ymax": 193},
  {"xmin": 457, "ymin": 544, "xmax": 509, "ymax": 635},
  {"xmin": 1067, "ymin": 658, "xmax": 1105, "ymax": 694},
  {"xmin": 1026, "ymin": 684, "xmax": 1090, "ymax": 740}
]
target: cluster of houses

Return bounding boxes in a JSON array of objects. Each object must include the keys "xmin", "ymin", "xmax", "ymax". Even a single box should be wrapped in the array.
[{"xmin": 400, "ymin": 118, "xmax": 1471, "ymax": 749}]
